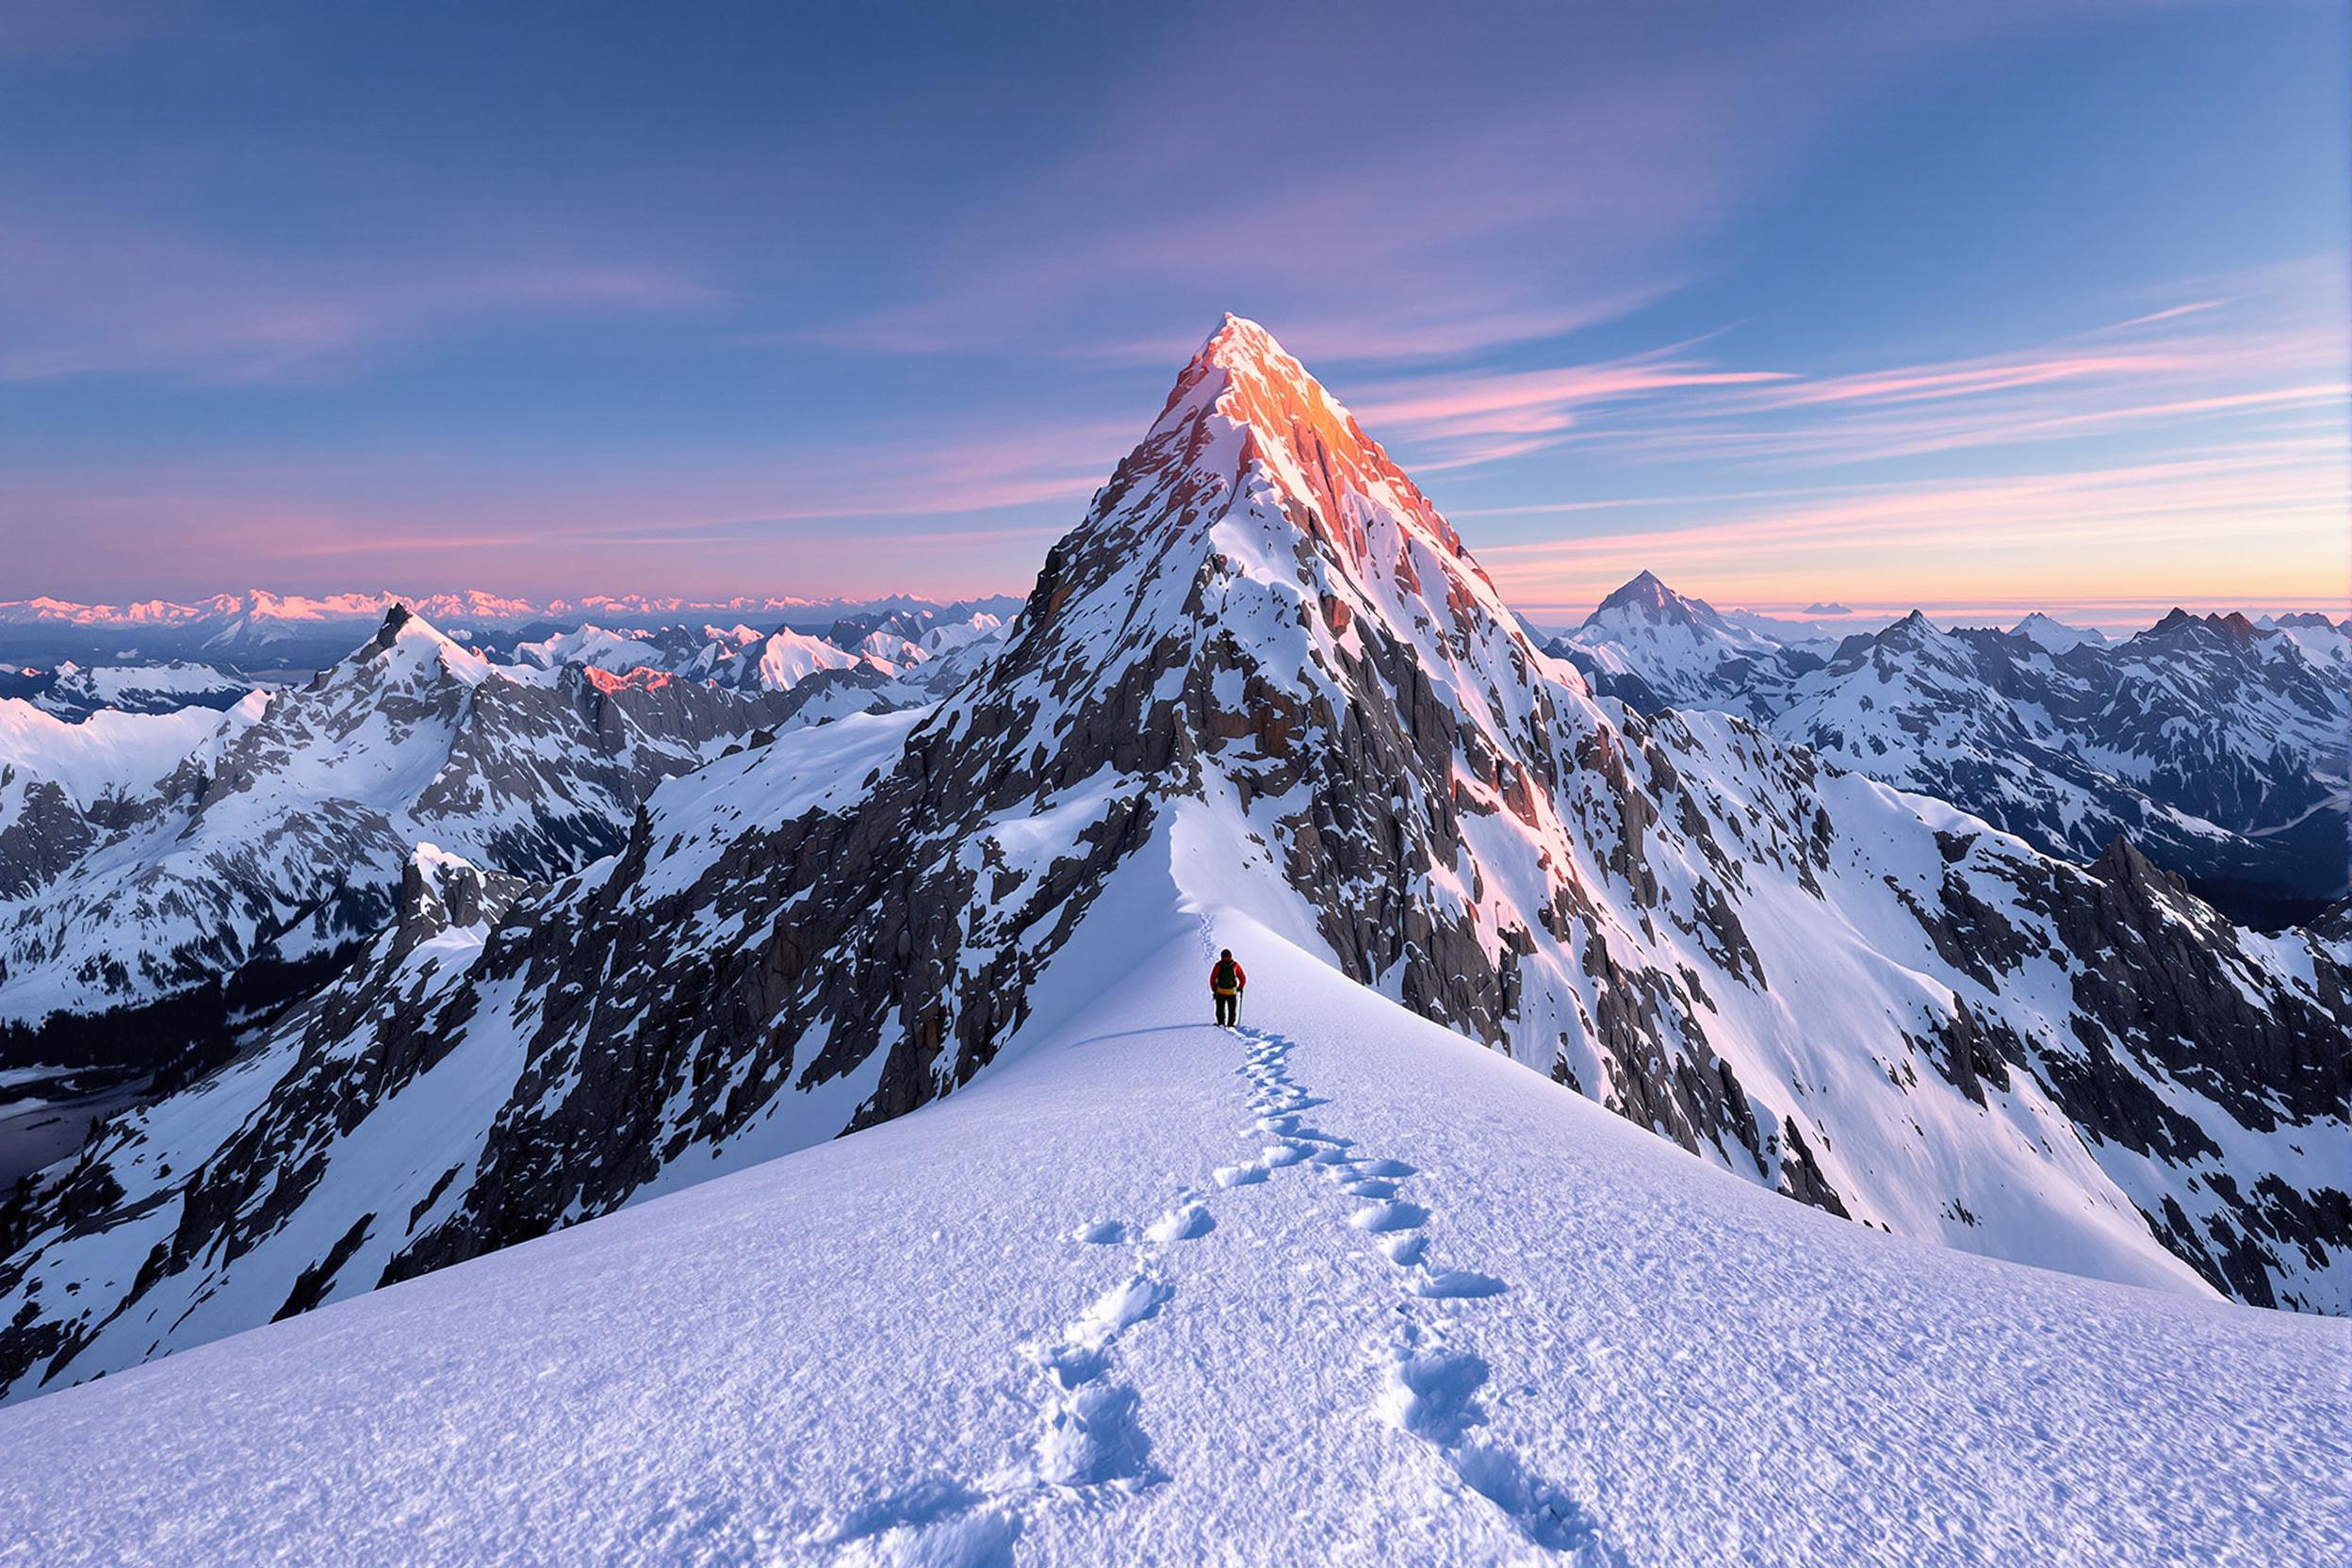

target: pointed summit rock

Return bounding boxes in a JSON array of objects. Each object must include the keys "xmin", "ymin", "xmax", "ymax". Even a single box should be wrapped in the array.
[
  {"xmin": 1584, "ymin": 570, "xmax": 1736, "ymax": 634},
  {"xmin": 1139, "ymin": 313, "xmax": 1471, "ymax": 562},
  {"xmin": 1595, "ymin": 569, "xmax": 1677, "ymax": 614}
]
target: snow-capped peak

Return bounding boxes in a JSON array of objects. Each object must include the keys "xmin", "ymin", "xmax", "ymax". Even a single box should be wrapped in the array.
[
  {"xmin": 344, "ymin": 604, "xmax": 495, "ymax": 688},
  {"xmin": 2010, "ymin": 612, "xmax": 2108, "ymax": 652},
  {"xmin": 1876, "ymin": 609, "xmax": 1944, "ymax": 645},
  {"xmin": 1580, "ymin": 570, "xmax": 1748, "ymax": 639},
  {"xmin": 1139, "ymin": 313, "xmax": 1474, "ymax": 570},
  {"xmin": 1558, "ymin": 572, "xmax": 1786, "ymax": 710}
]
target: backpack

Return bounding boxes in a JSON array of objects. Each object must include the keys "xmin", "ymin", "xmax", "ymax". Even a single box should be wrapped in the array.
[{"xmin": 1212, "ymin": 958, "xmax": 1240, "ymax": 995}]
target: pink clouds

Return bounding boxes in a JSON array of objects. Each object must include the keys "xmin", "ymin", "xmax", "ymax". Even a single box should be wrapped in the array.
[
  {"xmin": 1339, "ymin": 263, "xmax": 2348, "ymax": 482},
  {"xmin": 1740, "ymin": 351, "xmax": 2200, "ymax": 409},
  {"xmin": 1354, "ymin": 359, "xmax": 1792, "ymax": 441},
  {"xmin": 0, "ymin": 410, "xmax": 1134, "ymax": 602},
  {"xmin": 1470, "ymin": 448, "xmax": 2349, "ymax": 615}
]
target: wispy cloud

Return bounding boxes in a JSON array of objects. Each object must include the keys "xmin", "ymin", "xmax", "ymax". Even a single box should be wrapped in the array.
[
  {"xmin": 1346, "ymin": 261, "xmax": 2347, "ymax": 479},
  {"xmin": 0, "ymin": 226, "xmax": 725, "ymax": 384}
]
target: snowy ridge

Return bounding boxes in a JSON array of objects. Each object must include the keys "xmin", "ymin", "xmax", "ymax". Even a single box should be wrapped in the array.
[
  {"xmin": 0, "ymin": 317, "xmax": 2343, "ymax": 1414},
  {"xmin": 0, "ymin": 588, "xmax": 1028, "ymax": 666},
  {"xmin": 0, "ymin": 922, "xmax": 2341, "ymax": 1565},
  {"xmin": 506, "ymin": 611, "xmax": 1008, "ymax": 695},
  {"xmin": 28, "ymin": 660, "xmax": 260, "ymax": 720}
]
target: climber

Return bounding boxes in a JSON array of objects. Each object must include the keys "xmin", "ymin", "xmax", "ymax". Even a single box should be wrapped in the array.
[{"xmin": 1210, "ymin": 948, "xmax": 1247, "ymax": 1027}]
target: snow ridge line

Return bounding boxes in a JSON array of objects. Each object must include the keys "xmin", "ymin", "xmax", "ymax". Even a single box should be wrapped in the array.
[{"xmin": 1233, "ymin": 1027, "xmax": 1618, "ymax": 1563}]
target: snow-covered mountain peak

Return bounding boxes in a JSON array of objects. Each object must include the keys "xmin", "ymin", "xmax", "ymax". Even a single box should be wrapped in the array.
[
  {"xmin": 1591, "ymin": 569, "xmax": 1698, "ymax": 625},
  {"xmin": 342, "ymin": 604, "xmax": 494, "ymax": 690},
  {"xmin": 1578, "ymin": 572, "xmax": 1767, "ymax": 646},
  {"xmin": 2010, "ymin": 612, "xmax": 2108, "ymax": 652},
  {"xmin": 1556, "ymin": 573, "xmax": 1787, "ymax": 712},
  {"xmin": 1140, "ymin": 313, "xmax": 1472, "ymax": 568}
]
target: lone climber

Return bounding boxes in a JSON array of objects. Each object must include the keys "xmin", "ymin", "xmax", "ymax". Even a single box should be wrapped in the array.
[{"xmin": 1210, "ymin": 948, "xmax": 1247, "ymax": 1027}]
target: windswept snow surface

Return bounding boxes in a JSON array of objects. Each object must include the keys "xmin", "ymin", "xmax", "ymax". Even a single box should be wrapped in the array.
[{"xmin": 1, "ymin": 915, "xmax": 2342, "ymax": 1568}]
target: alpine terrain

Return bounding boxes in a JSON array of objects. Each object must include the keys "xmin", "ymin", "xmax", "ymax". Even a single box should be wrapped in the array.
[
  {"xmin": 0, "ymin": 611, "xmax": 890, "ymax": 1098},
  {"xmin": 0, "ymin": 318, "xmax": 2344, "ymax": 1561},
  {"xmin": 1556, "ymin": 575, "xmax": 2352, "ymax": 927},
  {"xmin": 0, "ymin": 933, "xmax": 2343, "ymax": 1565}
]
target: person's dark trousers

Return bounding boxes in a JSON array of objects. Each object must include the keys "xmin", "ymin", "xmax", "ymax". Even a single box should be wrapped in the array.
[{"xmin": 1215, "ymin": 993, "xmax": 1238, "ymax": 1026}]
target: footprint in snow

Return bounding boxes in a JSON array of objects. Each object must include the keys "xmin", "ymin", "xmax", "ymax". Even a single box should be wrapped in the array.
[
  {"xmin": 1145, "ymin": 1202, "xmax": 1215, "ymax": 1243},
  {"xmin": 1380, "ymin": 1323, "xmax": 1612, "ymax": 1560},
  {"xmin": 1349, "ymin": 1200, "xmax": 1429, "ymax": 1233},
  {"xmin": 1029, "ymin": 1270, "xmax": 1173, "ymax": 1492}
]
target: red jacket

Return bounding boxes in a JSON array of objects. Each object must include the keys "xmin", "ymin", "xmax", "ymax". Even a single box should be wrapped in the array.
[{"xmin": 1211, "ymin": 958, "xmax": 1247, "ymax": 995}]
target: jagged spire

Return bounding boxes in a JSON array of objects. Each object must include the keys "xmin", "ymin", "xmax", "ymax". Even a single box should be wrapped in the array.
[{"xmin": 1105, "ymin": 314, "xmax": 1473, "ymax": 580}]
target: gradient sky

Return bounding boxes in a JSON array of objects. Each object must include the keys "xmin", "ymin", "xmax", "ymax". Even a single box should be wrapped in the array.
[{"xmin": 2, "ymin": 0, "xmax": 2345, "ymax": 623}]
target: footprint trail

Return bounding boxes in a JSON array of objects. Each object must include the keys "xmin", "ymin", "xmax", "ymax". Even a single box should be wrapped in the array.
[
  {"xmin": 824, "ymin": 991, "xmax": 1615, "ymax": 1562},
  {"xmin": 1234, "ymin": 1025, "xmax": 1617, "ymax": 1563}
]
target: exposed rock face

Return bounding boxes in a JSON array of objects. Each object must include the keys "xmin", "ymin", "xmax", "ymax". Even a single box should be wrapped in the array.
[{"xmin": 4, "ymin": 317, "xmax": 2344, "ymax": 1407}]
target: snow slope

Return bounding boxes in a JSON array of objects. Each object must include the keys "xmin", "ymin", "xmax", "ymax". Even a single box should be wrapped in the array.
[
  {"xmin": 0, "ymin": 695, "xmax": 261, "ymax": 809},
  {"xmin": 31, "ymin": 661, "xmax": 260, "ymax": 720},
  {"xmin": 0, "ymin": 909, "xmax": 2341, "ymax": 1568}
]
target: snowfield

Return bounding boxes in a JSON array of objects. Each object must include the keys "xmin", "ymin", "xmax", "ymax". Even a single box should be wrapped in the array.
[{"xmin": 1, "ymin": 903, "xmax": 2342, "ymax": 1567}]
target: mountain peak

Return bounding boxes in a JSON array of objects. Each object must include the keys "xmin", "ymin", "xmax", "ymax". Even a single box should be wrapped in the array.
[
  {"xmin": 1595, "ymin": 570, "xmax": 1675, "ymax": 614},
  {"xmin": 345, "ymin": 602, "xmax": 492, "ymax": 687},
  {"xmin": 1583, "ymin": 571, "xmax": 1732, "ymax": 637},
  {"xmin": 352, "ymin": 602, "xmax": 416, "ymax": 659},
  {"xmin": 1087, "ymin": 313, "xmax": 1471, "ymax": 591},
  {"xmin": 2142, "ymin": 608, "xmax": 2263, "ymax": 645},
  {"xmin": 2010, "ymin": 612, "xmax": 2107, "ymax": 653},
  {"xmin": 1201, "ymin": 311, "xmax": 1285, "ymax": 368}
]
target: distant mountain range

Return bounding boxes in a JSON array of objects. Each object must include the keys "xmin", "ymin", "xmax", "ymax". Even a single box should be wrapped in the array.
[
  {"xmin": 0, "ymin": 590, "xmax": 1025, "ymax": 670},
  {"xmin": 1552, "ymin": 572, "xmax": 2351, "ymax": 928}
]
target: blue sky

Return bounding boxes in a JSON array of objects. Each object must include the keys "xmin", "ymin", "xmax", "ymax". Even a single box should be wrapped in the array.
[{"xmin": 1, "ymin": 0, "xmax": 2344, "ymax": 620}]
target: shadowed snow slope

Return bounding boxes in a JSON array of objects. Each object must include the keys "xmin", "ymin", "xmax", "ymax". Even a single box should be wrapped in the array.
[{"xmin": 0, "ymin": 910, "xmax": 2342, "ymax": 1567}]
